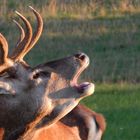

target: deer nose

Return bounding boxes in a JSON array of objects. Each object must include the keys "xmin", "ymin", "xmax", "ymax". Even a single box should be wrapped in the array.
[{"xmin": 74, "ymin": 53, "xmax": 89, "ymax": 63}]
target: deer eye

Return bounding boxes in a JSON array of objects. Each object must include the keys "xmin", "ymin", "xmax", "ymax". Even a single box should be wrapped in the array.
[{"xmin": 33, "ymin": 71, "xmax": 51, "ymax": 79}]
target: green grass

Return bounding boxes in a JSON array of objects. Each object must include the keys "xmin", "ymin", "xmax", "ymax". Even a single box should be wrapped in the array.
[{"xmin": 82, "ymin": 84, "xmax": 140, "ymax": 140}]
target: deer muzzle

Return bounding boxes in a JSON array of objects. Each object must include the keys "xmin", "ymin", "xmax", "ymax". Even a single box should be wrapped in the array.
[{"xmin": 70, "ymin": 53, "xmax": 95, "ymax": 97}]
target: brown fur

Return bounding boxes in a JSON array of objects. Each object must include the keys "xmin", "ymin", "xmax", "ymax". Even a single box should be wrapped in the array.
[
  {"xmin": 0, "ymin": 128, "xmax": 4, "ymax": 140},
  {"xmin": 77, "ymin": 105, "xmax": 106, "ymax": 133},
  {"xmin": 61, "ymin": 104, "xmax": 106, "ymax": 140},
  {"xmin": 0, "ymin": 104, "xmax": 106, "ymax": 140}
]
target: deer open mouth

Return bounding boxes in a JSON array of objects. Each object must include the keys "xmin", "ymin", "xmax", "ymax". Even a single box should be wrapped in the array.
[{"xmin": 70, "ymin": 53, "xmax": 95, "ymax": 96}]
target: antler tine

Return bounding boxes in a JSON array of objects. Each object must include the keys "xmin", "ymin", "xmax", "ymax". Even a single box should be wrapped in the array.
[
  {"xmin": 0, "ymin": 33, "xmax": 9, "ymax": 63},
  {"xmin": 12, "ymin": 11, "xmax": 32, "ymax": 61},
  {"xmin": 13, "ymin": 20, "xmax": 25, "ymax": 48},
  {"xmin": 0, "ymin": 33, "xmax": 14, "ymax": 72},
  {"xmin": 21, "ymin": 6, "xmax": 43, "ymax": 58}
]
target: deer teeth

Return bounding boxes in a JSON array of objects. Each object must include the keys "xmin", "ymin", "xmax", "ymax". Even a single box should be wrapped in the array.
[{"xmin": 80, "ymin": 82, "xmax": 95, "ymax": 96}]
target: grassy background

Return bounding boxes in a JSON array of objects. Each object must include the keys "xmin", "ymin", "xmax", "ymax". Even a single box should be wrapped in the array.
[{"xmin": 0, "ymin": 1, "xmax": 140, "ymax": 140}]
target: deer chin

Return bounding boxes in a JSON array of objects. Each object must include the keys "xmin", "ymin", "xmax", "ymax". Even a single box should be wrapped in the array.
[{"xmin": 70, "ymin": 55, "xmax": 95, "ymax": 97}]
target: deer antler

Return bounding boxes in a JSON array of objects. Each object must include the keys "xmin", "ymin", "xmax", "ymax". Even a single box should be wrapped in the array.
[
  {"xmin": 0, "ymin": 7, "xmax": 43, "ymax": 72},
  {"xmin": 23, "ymin": 6, "xmax": 43, "ymax": 57},
  {"xmin": 11, "ymin": 11, "xmax": 33, "ymax": 61},
  {"xmin": 0, "ymin": 33, "xmax": 8, "ymax": 64},
  {"xmin": 11, "ymin": 6, "xmax": 43, "ymax": 62},
  {"xmin": 0, "ymin": 33, "xmax": 13, "ymax": 72},
  {"xmin": 13, "ymin": 20, "xmax": 25, "ymax": 48}
]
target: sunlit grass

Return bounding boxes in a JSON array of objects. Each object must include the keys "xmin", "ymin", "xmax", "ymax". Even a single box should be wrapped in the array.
[{"xmin": 1, "ymin": 0, "xmax": 140, "ymax": 20}]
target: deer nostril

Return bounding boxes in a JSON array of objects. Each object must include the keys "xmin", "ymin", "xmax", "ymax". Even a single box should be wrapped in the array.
[
  {"xmin": 79, "ymin": 54, "xmax": 86, "ymax": 61},
  {"xmin": 74, "ymin": 53, "xmax": 87, "ymax": 61}
]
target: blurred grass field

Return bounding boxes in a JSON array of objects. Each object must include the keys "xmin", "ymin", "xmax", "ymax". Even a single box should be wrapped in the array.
[{"xmin": 0, "ymin": 1, "xmax": 140, "ymax": 140}]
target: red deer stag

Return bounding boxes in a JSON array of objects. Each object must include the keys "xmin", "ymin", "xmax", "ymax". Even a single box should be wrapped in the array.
[{"xmin": 0, "ymin": 7, "xmax": 106, "ymax": 140}]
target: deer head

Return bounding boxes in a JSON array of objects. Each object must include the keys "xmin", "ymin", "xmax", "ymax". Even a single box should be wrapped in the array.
[{"xmin": 0, "ymin": 7, "xmax": 95, "ymax": 139}]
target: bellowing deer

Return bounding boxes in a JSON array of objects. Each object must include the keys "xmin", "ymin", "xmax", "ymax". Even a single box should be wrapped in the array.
[{"xmin": 0, "ymin": 7, "xmax": 106, "ymax": 140}]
